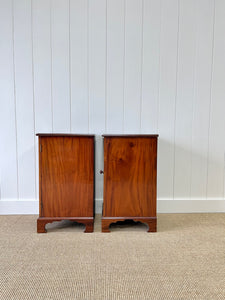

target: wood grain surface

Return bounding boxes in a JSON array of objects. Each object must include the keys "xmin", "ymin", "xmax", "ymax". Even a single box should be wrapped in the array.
[
  {"xmin": 39, "ymin": 136, "xmax": 94, "ymax": 219},
  {"xmin": 102, "ymin": 136, "xmax": 158, "ymax": 232}
]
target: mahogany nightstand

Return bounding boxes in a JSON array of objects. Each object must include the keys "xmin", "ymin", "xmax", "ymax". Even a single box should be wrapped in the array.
[
  {"xmin": 101, "ymin": 135, "xmax": 158, "ymax": 232},
  {"xmin": 36, "ymin": 134, "xmax": 95, "ymax": 233}
]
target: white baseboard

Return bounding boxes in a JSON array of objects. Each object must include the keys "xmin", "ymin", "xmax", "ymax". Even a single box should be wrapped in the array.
[
  {"xmin": 95, "ymin": 199, "xmax": 103, "ymax": 214},
  {"xmin": 0, "ymin": 199, "xmax": 102, "ymax": 215},
  {"xmin": 0, "ymin": 199, "xmax": 225, "ymax": 215},
  {"xmin": 157, "ymin": 199, "xmax": 225, "ymax": 213},
  {"xmin": 0, "ymin": 200, "xmax": 39, "ymax": 215}
]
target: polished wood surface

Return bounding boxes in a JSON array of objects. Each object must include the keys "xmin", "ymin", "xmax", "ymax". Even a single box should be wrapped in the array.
[
  {"xmin": 102, "ymin": 134, "xmax": 158, "ymax": 138},
  {"xmin": 36, "ymin": 133, "xmax": 95, "ymax": 137},
  {"xmin": 37, "ymin": 135, "xmax": 94, "ymax": 233},
  {"xmin": 37, "ymin": 217, "xmax": 94, "ymax": 233},
  {"xmin": 102, "ymin": 217, "xmax": 157, "ymax": 233},
  {"xmin": 102, "ymin": 135, "xmax": 158, "ymax": 232}
]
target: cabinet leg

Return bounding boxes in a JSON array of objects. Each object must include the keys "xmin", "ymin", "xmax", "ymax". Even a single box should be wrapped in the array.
[
  {"xmin": 101, "ymin": 218, "xmax": 157, "ymax": 233},
  {"xmin": 37, "ymin": 218, "xmax": 47, "ymax": 233},
  {"xmin": 146, "ymin": 219, "xmax": 157, "ymax": 232},
  {"xmin": 102, "ymin": 219, "xmax": 111, "ymax": 233},
  {"xmin": 84, "ymin": 221, "xmax": 94, "ymax": 233},
  {"xmin": 37, "ymin": 217, "xmax": 94, "ymax": 233}
]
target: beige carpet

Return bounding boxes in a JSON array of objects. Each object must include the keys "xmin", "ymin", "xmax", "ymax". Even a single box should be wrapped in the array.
[{"xmin": 0, "ymin": 214, "xmax": 225, "ymax": 300}]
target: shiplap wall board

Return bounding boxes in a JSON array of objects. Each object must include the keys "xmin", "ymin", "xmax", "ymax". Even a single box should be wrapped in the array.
[
  {"xmin": 14, "ymin": 0, "xmax": 36, "ymax": 200},
  {"xmin": 157, "ymin": 0, "xmax": 179, "ymax": 200},
  {"xmin": 191, "ymin": 0, "xmax": 214, "ymax": 200},
  {"xmin": 207, "ymin": 0, "xmax": 225, "ymax": 200},
  {"xmin": 70, "ymin": 0, "xmax": 89, "ymax": 133},
  {"xmin": 0, "ymin": 0, "xmax": 225, "ymax": 214},
  {"xmin": 0, "ymin": 0, "xmax": 18, "ymax": 200},
  {"xmin": 106, "ymin": 0, "xmax": 125, "ymax": 133}
]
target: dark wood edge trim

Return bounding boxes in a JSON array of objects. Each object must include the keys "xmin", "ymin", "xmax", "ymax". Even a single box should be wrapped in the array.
[
  {"xmin": 102, "ymin": 217, "xmax": 156, "ymax": 220},
  {"xmin": 37, "ymin": 217, "xmax": 94, "ymax": 233},
  {"xmin": 93, "ymin": 138, "xmax": 95, "ymax": 218},
  {"xmin": 102, "ymin": 138, "xmax": 107, "ymax": 216},
  {"xmin": 101, "ymin": 217, "xmax": 157, "ymax": 233},
  {"xmin": 102, "ymin": 134, "xmax": 158, "ymax": 138},
  {"xmin": 39, "ymin": 137, "xmax": 42, "ymax": 216},
  {"xmin": 38, "ymin": 217, "xmax": 94, "ymax": 221},
  {"xmin": 36, "ymin": 133, "xmax": 95, "ymax": 137}
]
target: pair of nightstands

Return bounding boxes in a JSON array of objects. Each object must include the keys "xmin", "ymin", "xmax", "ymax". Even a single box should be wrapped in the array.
[{"xmin": 36, "ymin": 134, "xmax": 158, "ymax": 233}]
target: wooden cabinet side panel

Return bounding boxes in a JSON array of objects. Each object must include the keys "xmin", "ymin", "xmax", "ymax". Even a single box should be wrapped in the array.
[
  {"xmin": 39, "ymin": 137, "xmax": 43, "ymax": 217},
  {"xmin": 39, "ymin": 136, "xmax": 94, "ymax": 218},
  {"xmin": 103, "ymin": 137, "xmax": 157, "ymax": 218}
]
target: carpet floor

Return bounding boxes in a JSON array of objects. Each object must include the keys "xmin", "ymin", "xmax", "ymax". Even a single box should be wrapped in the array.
[{"xmin": 0, "ymin": 213, "xmax": 225, "ymax": 300}]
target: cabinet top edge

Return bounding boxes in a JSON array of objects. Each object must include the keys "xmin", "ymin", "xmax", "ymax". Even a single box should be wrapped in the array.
[
  {"xmin": 36, "ymin": 133, "xmax": 95, "ymax": 137},
  {"xmin": 102, "ymin": 134, "xmax": 159, "ymax": 138}
]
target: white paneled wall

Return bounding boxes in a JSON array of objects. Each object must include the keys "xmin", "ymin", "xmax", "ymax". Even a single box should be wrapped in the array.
[{"xmin": 0, "ymin": 0, "xmax": 225, "ymax": 214}]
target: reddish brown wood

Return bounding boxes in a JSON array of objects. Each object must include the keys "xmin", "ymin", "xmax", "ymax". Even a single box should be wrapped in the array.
[
  {"xmin": 102, "ymin": 217, "xmax": 157, "ymax": 233},
  {"xmin": 102, "ymin": 134, "xmax": 158, "ymax": 138},
  {"xmin": 37, "ymin": 217, "xmax": 94, "ymax": 233},
  {"xmin": 36, "ymin": 133, "xmax": 94, "ymax": 137},
  {"xmin": 102, "ymin": 135, "xmax": 158, "ymax": 232},
  {"xmin": 37, "ymin": 218, "xmax": 47, "ymax": 233},
  {"xmin": 37, "ymin": 135, "xmax": 94, "ymax": 233}
]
